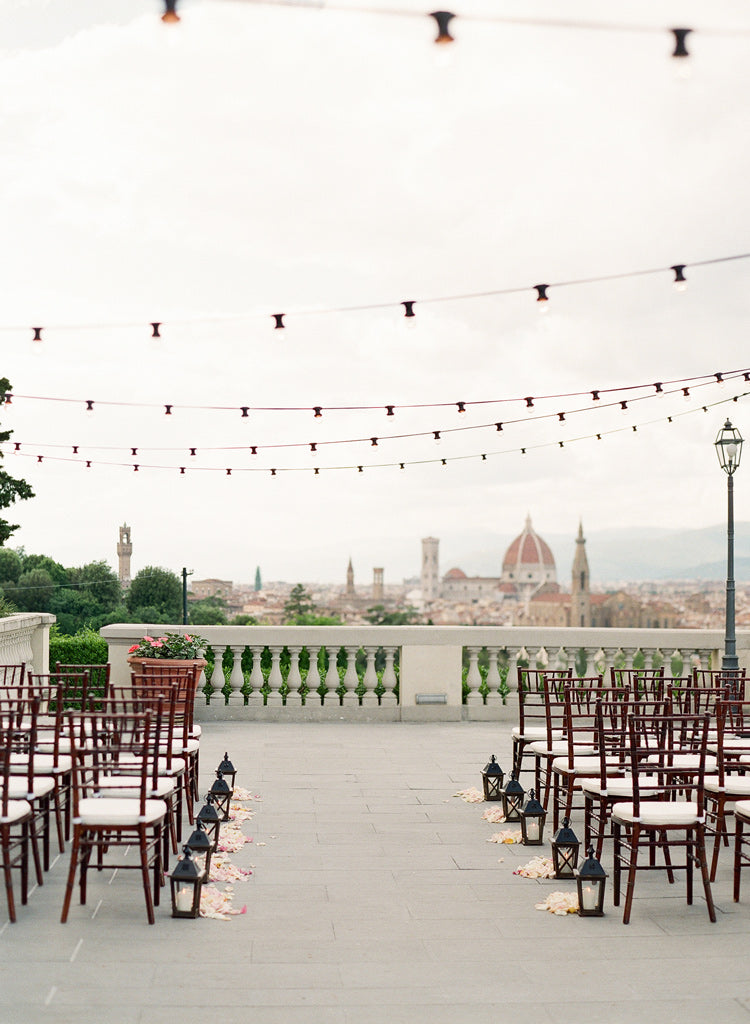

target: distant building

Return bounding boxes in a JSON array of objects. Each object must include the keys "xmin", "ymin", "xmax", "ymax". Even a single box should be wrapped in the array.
[
  {"xmin": 117, "ymin": 523, "xmax": 132, "ymax": 590},
  {"xmin": 373, "ymin": 567, "xmax": 384, "ymax": 602},
  {"xmin": 346, "ymin": 558, "xmax": 355, "ymax": 597},
  {"xmin": 191, "ymin": 578, "xmax": 233, "ymax": 600}
]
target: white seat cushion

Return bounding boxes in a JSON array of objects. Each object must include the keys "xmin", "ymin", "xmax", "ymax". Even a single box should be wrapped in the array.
[
  {"xmin": 97, "ymin": 776, "xmax": 177, "ymax": 800},
  {"xmin": 529, "ymin": 740, "xmax": 595, "ymax": 757},
  {"xmin": 511, "ymin": 726, "xmax": 562, "ymax": 741},
  {"xmin": 9, "ymin": 753, "xmax": 72, "ymax": 774},
  {"xmin": 612, "ymin": 800, "xmax": 702, "ymax": 827},
  {"xmin": 170, "ymin": 738, "xmax": 200, "ymax": 756},
  {"xmin": 646, "ymin": 753, "xmax": 717, "ymax": 771},
  {"xmin": 582, "ymin": 777, "xmax": 637, "ymax": 798},
  {"xmin": 73, "ymin": 797, "xmax": 166, "ymax": 827},
  {"xmin": 733, "ymin": 799, "xmax": 750, "ymax": 823},
  {"xmin": 551, "ymin": 755, "xmax": 606, "ymax": 776},
  {"xmin": 0, "ymin": 799, "xmax": 32, "ymax": 824},
  {"xmin": 0, "ymin": 776, "xmax": 55, "ymax": 800},
  {"xmin": 705, "ymin": 775, "xmax": 750, "ymax": 796}
]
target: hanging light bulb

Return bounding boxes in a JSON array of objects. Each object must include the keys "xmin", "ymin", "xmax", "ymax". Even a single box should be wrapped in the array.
[
  {"xmin": 533, "ymin": 285, "xmax": 549, "ymax": 313},
  {"xmin": 525, "ymin": 397, "xmax": 534, "ymax": 414},
  {"xmin": 456, "ymin": 402, "xmax": 466, "ymax": 414},
  {"xmin": 313, "ymin": 407, "xmax": 323, "ymax": 419},
  {"xmin": 430, "ymin": 11, "xmax": 455, "ymax": 44},
  {"xmin": 620, "ymin": 401, "xmax": 628, "ymax": 414},
  {"xmin": 272, "ymin": 314, "xmax": 286, "ymax": 332},
  {"xmin": 401, "ymin": 301, "xmax": 417, "ymax": 328},
  {"xmin": 310, "ymin": 443, "xmax": 318, "ymax": 457},
  {"xmin": 671, "ymin": 265, "xmax": 687, "ymax": 292},
  {"xmin": 715, "ymin": 372, "xmax": 725, "ymax": 388},
  {"xmin": 85, "ymin": 400, "xmax": 94, "ymax": 414},
  {"xmin": 162, "ymin": 0, "xmax": 180, "ymax": 23},
  {"xmin": 683, "ymin": 387, "xmax": 691, "ymax": 402},
  {"xmin": 151, "ymin": 322, "xmax": 162, "ymax": 339},
  {"xmin": 433, "ymin": 431, "xmax": 441, "ymax": 445}
]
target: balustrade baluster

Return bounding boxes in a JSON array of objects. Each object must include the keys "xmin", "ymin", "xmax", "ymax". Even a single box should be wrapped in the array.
[
  {"xmin": 485, "ymin": 647, "xmax": 501, "ymax": 705},
  {"xmin": 466, "ymin": 646, "xmax": 482, "ymax": 705},
  {"xmin": 381, "ymin": 647, "xmax": 398, "ymax": 706},
  {"xmin": 323, "ymin": 646, "xmax": 340, "ymax": 705},
  {"xmin": 507, "ymin": 648, "xmax": 522, "ymax": 692},
  {"xmin": 342, "ymin": 646, "xmax": 360, "ymax": 704},
  {"xmin": 267, "ymin": 645, "xmax": 284, "ymax": 706},
  {"xmin": 286, "ymin": 646, "xmax": 303, "ymax": 705},
  {"xmin": 249, "ymin": 645, "xmax": 264, "ymax": 701},
  {"xmin": 624, "ymin": 648, "xmax": 636, "ymax": 670},
  {"xmin": 305, "ymin": 646, "xmax": 322, "ymax": 706},
  {"xmin": 227, "ymin": 645, "xmax": 245, "ymax": 705},
  {"xmin": 209, "ymin": 646, "xmax": 226, "ymax": 705},
  {"xmin": 361, "ymin": 647, "xmax": 378, "ymax": 707}
]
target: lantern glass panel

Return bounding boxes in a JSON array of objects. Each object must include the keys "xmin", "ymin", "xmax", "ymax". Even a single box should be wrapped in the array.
[{"xmin": 519, "ymin": 789, "xmax": 546, "ymax": 846}]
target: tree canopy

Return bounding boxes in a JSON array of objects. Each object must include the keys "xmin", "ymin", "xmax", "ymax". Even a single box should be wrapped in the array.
[
  {"xmin": 0, "ymin": 377, "xmax": 34, "ymax": 545},
  {"xmin": 126, "ymin": 566, "xmax": 182, "ymax": 622}
]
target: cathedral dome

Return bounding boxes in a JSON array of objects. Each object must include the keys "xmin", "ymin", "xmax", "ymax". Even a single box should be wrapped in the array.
[
  {"xmin": 502, "ymin": 515, "xmax": 556, "ymax": 589},
  {"xmin": 444, "ymin": 567, "xmax": 467, "ymax": 580}
]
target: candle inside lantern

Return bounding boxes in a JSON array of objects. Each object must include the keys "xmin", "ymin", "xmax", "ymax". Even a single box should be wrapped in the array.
[
  {"xmin": 175, "ymin": 887, "xmax": 193, "ymax": 913},
  {"xmin": 581, "ymin": 884, "xmax": 597, "ymax": 912}
]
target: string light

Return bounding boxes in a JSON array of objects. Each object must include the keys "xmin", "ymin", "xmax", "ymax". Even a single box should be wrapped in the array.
[
  {"xmin": 371, "ymin": 437, "xmax": 378, "ymax": 446},
  {"xmin": 85, "ymin": 400, "xmax": 94, "ymax": 413},
  {"xmin": 72, "ymin": 446, "xmax": 79, "ymax": 454},
  {"xmin": 671, "ymin": 28, "xmax": 691, "ymax": 58},
  {"xmin": 313, "ymin": 407, "xmax": 322, "ymax": 418},
  {"xmin": 457, "ymin": 402, "xmax": 466, "ymax": 413},
  {"xmin": 558, "ymin": 413, "xmax": 565, "ymax": 422},
  {"xmin": 10, "ymin": 390, "xmax": 747, "ymax": 476},
  {"xmin": 525, "ymin": 397, "xmax": 534, "ymax": 411},
  {"xmin": 165, "ymin": 404, "xmax": 173, "ymax": 415},
  {"xmin": 495, "ymin": 423, "xmax": 503, "ymax": 431},
  {"xmin": 671, "ymin": 265, "xmax": 687, "ymax": 292},
  {"xmin": 620, "ymin": 401, "xmax": 628, "ymax": 412},
  {"xmin": 715, "ymin": 372, "xmax": 725, "ymax": 387},
  {"xmin": 592, "ymin": 391, "xmax": 600, "ymax": 401},
  {"xmin": 272, "ymin": 314, "xmax": 285, "ymax": 330},
  {"xmin": 4, "ymin": 253, "xmax": 749, "ymax": 339},
  {"xmin": 240, "ymin": 407, "xmax": 250, "ymax": 417},
  {"xmin": 433, "ymin": 431, "xmax": 441, "ymax": 444},
  {"xmin": 386, "ymin": 406, "xmax": 395, "ymax": 416},
  {"xmin": 131, "ymin": 447, "xmax": 137, "ymax": 456},
  {"xmin": 180, "ymin": 467, "xmax": 186, "ymax": 474},
  {"xmin": 654, "ymin": 383, "xmax": 663, "ymax": 393},
  {"xmin": 430, "ymin": 11, "xmax": 455, "ymax": 44},
  {"xmin": 533, "ymin": 285, "xmax": 549, "ymax": 311},
  {"xmin": 151, "ymin": 323, "xmax": 162, "ymax": 338},
  {"xmin": 310, "ymin": 443, "xmax": 317, "ymax": 455},
  {"xmin": 190, "ymin": 448, "xmax": 197, "ymax": 456},
  {"xmin": 162, "ymin": 0, "xmax": 180, "ymax": 23}
]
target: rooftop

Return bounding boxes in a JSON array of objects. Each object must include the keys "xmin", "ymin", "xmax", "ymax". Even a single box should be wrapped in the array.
[{"xmin": 4, "ymin": 719, "xmax": 749, "ymax": 1024}]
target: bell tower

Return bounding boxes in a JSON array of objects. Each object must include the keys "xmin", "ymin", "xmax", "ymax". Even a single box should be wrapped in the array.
[
  {"xmin": 421, "ymin": 537, "xmax": 440, "ymax": 602},
  {"xmin": 117, "ymin": 523, "xmax": 132, "ymax": 590},
  {"xmin": 571, "ymin": 521, "xmax": 591, "ymax": 627}
]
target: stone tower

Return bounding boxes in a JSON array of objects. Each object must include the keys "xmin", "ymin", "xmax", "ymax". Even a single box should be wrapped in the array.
[
  {"xmin": 373, "ymin": 567, "xmax": 384, "ymax": 602},
  {"xmin": 117, "ymin": 523, "xmax": 132, "ymax": 590},
  {"xmin": 346, "ymin": 557, "xmax": 355, "ymax": 596},
  {"xmin": 421, "ymin": 537, "xmax": 440, "ymax": 602},
  {"xmin": 571, "ymin": 521, "xmax": 591, "ymax": 627}
]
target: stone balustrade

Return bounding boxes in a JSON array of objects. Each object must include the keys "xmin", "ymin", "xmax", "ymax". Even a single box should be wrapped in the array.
[
  {"xmin": 100, "ymin": 623, "xmax": 749, "ymax": 722},
  {"xmin": 0, "ymin": 612, "xmax": 56, "ymax": 674}
]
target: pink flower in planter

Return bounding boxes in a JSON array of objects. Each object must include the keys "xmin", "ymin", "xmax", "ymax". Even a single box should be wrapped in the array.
[
  {"xmin": 150, "ymin": 640, "xmax": 164, "ymax": 648},
  {"xmin": 143, "ymin": 636, "xmax": 154, "ymax": 643},
  {"xmin": 128, "ymin": 644, "xmax": 139, "ymax": 653}
]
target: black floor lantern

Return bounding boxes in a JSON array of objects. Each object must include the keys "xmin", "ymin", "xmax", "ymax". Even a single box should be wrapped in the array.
[
  {"xmin": 520, "ymin": 788, "xmax": 546, "ymax": 845},
  {"xmin": 184, "ymin": 819, "xmax": 215, "ymax": 878},
  {"xmin": 575, "ymin": 846, "xmax": 608, "ymax": 917},
  {"xmin": 218, "ymin": 752, "xmax": 237, "ymax": 794},
  {"xmin": 209, "ymin": 770, "xmax": 233, "ymax": 822},
  {"xmin": 196, "ymin": 792, "xmax": 222, "ymax": 849},
  {"xmin": 501, "ymin": 771, "xmax": 525, "ymax": 822},
  {"xmin": 481, "ymin": 755, "xmax": 504, "ymax": 801},
  {"xmin": 551, "ymin": 817, "xmax": 580, "ymax": 879},
  {"xmin": 170, "ymin": 846, "xmax": 205, "ymax": 919}
]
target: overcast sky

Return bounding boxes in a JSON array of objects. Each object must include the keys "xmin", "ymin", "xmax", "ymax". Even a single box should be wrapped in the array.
[{"xmin": 0, "ymin": 0, "xmax": 748, "ymax": 586}]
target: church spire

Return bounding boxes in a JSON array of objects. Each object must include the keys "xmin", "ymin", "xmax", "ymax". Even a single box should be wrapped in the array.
[{"xmin": 571, "ymin": 521, "xmax": 591, "ymax": 627}]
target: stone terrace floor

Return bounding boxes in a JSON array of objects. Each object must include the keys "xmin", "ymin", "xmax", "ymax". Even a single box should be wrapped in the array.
[{"xmin": 3, "ymin": 721, "xmax": 750, "ymax": 1024}]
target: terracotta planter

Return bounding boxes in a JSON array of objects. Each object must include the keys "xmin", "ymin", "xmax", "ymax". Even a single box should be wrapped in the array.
[{"xmin": 127, "ymin": 656, "xmax": 207, "ymax": 683}]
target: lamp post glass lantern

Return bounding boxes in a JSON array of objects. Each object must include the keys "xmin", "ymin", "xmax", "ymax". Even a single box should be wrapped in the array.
[
  {"xmin": 715, "ymin": 419, "xmax": 744, "ymax": 673},
  {"xmin": 169, "ymin": 846, "xmax": 205, "ymax": 919},
  {"xmin": 520, "ymin": 788, "xmax": 546, "ymax": 845},
  {"xmin": 551, "ymin": 817, "xmax": 580, "ymax": 878},
  {"xmin": 481, "ymin": 755, "xmax": 505, "ymax": 801},
  {"xmin": 574, "ymin": 846, "xmax": 607, "ymax": 917},
  {"xmin": 501, "ymin": 771, "xmax": 525, "ymax": 822}
]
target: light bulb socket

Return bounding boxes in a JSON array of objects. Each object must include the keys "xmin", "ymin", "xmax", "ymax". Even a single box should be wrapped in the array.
[
  {"xmin": 430, "ymin": 11, "xmax": 455, "ymax": 44},
  {"xmin": 671, "ymin": 28, "xmax": 691, "ymax": 58}
]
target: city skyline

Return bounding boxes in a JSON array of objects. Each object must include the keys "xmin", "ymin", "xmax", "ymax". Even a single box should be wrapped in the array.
[{"xmin": 0, "ymin": 0, "xmax": 748, "ymax": 583}]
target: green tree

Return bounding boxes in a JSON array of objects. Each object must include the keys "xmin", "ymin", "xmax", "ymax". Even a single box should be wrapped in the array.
[
  {"xmin": 231, "ymin": 614, "xmax": 258, "ymax": 626},
  {"xmin": 50, "ymin": 561, "xmax": 121, "ymax": 634},
  {"xmin": 283, "ymin": 583, "xmax": 315, "ymax": 623},
  {"xmin": 0, "ymin": 548, "xmax": 22, "ymax": 584},
  {"xmin": 9, "ymin": 567, "xmax": 56, "ymax": 612},
  {"xmin": 22, "ymin": 553, "xmax": 67, "ymax": 585},
  {"xmin": 126, "ymin": 566, "xmax": 182, "ymax": 622},
  {"xmin": 254, "ymin": 566, "xmax": 262, "ymax": 592},
  {"xmin": 365, "ymin": 604, "xmax": 419, "ymax": 625},
  {"xmin": 0, "ymin": 378, "xmax": 34, "ymax": 545},
  {"xmin": 189, "ymin": 596, "xmax": 228, "ymax": 626}
]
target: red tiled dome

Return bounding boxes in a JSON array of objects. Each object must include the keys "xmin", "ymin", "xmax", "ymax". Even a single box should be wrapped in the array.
[
  {"xmin": 444, "ymin": 567, "xmax": 467, "ymax": 579},
  {"xmin": 503, "ymin": 515, "xmax": 556, "ymax": 571}
]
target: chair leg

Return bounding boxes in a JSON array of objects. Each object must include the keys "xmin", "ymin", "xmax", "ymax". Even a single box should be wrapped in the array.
[
  {"xmin": 613, "ymin": 820, "xmax": 621, "ymax": 907},
  {"xmin": 622, "ymin": 824, "xmax": 641, "ymax": 925},
  {"xmin": 61, "ymin": 829, "xmax": 80, "ymax": 923},
  {"xmin": 734, "ymin": 816, "xmax": 744, "ymax": 902},
  {"xmin": 138, "ymin": 825, "xmax": 156, "ymax": 925},
  {"xmin": 1, "ymin": 824, "xmax": 17, "ymax": 923},
  {"xmin": 695, "ymin": 823, "xmax": 717, "ymax": 923},
  {"xmin": 709, "ymin": 797, "xmax": 727, "ymax": 883}
]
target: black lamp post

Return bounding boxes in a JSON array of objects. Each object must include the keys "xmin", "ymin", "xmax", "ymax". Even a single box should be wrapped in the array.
[
  {"xmin": 481, "ymin": 755, "xmax": 504, "ymax": 801},
  {"xmin": 715, "ymin": 419, "xmax": 744, "ymax": 673}
]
